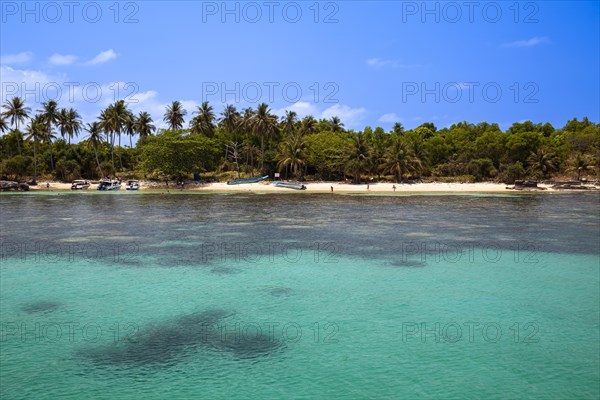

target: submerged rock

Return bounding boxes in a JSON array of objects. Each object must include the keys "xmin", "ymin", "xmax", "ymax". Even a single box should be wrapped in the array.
[
  {"xmin": 21, "ymin": 301, "xmax": 60, "ymax": 314},
  {"xmin": 79, "ymin": 309, "xmax": 283, "ymax": 367}
]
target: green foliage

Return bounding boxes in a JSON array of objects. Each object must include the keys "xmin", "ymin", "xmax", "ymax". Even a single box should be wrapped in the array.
[
  {"xmin": 140, "ymin": 133, "xmax": 220, "ymax": 179},
  {"xmin": 304, "ymin": 131, "xmax": 351, "ymax": 180},
  {"xmin": 1, "ymin": 155, "xmax": 33, "ymax": 180}
]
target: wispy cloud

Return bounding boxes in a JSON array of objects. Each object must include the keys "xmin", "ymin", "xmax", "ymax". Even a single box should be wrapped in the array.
[
  {"xmin": 378, "ymin": 113, "xmax": 401, "ymax": 123},
  {"xmin": 502, "ymin": 36, "xmax": 550, "ymax": 48},
  {"xmin": 86, "ymin": 49, "xmax": 118, "ymax": 65},
  {"xmin": 48, "ymin": 53, "xmax": 78, "ymax": 66},
  {"xmin": 0, "ymin": 52, "xmax": 34, "ymax": 65},
  {"xmin": 366, "ymin": 58, "xmax": 423, "ymax": 69}
]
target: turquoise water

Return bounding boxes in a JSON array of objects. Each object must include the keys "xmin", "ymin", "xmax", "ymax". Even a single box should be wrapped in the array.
[{"xmin": 1, "ymin": 193, "xmax": 599, "ymax": 399}]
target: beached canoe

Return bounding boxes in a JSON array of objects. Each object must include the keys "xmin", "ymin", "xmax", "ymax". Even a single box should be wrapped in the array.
[
  {"xmin": 227, "ymin": 176, "xmax": 269, "ymax": 185},
  {"xmin": 273, "ymin": 181, "xmax": 307, "ymax": 190}
]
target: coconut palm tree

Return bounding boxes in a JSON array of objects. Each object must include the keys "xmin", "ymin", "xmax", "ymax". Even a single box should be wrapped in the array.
[
  {"xmin": 133, "ymin": 111, "xmax": 156, "ymax": 145},
  {"xmin": 219, "ymin": 104, "xmax": 240, "ymax": 142},
  {"xmin": 38, "ymin": 101, "xmax": 60, "ymax": 171},
  {"xmin": 381, "ymin": 138, "xmax": 422, "ymax": 183},
  {"xmin": 25, "ymin": 115, "xmax": 46, "ymax": 183},
  {"xmin": 566, "ymin": 153, "xmax": 594, "ymax": 181},
  {"xmin": 392, "ymin": 122, "xmax": 405, "ymax": 136},
  {"xmin": 57, "ymin": 108, "xmax": 70, "ymax": 142},
  {"xmin": 66, "ymin": 108, "xmax": 82, "ymax": 144},
  {"xmin": 299, "ymin": 116, "xmax": 317, "ymax": 135},
  {"xmin": 282, "ymin": 110, "xmax": 298, "ymax": 137},
  {"xmin": 329, "ymin": 116, "xmax": 344, "ymax": 132},
  {"xmin": 526, "ymin": 148, "xmax": 559, "ymax": 179},
  {"xmin": 277, "ymin": 133, "xmax": 306, "ymax": 179},
  {"xmin": 99, "ymin": 100, "xmax": 130, "ymax": 171},
  {"xmin": 0, "ymin": 115, "xmax": 8, "ymax": 133},
  {"xmin": 346, "ymin": 133, "xmax": 371, "ymax": 183},
  {"xmin": 123, "ymin": 111, "xmax": 136, "ymax": 148},
  {"xmin": 249, "ymin": 103, "xmax": 279, "ymax": 171},
  {"xmin": 84, "ymin": 122, "xmax": 104, "ymax": 177},
  {"xmin": 164, "ymin": 101, "xmax": 186, "ymax": 131},
  {"xmin": 191, "ymin": 101, "xmax": 215, "ymax": 137},
  {"xmin": 2, "ymin": 97, "xmax": 31, "ymax": 154}
]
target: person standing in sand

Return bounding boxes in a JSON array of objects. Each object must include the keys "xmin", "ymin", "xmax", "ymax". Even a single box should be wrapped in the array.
[
  {"xmin": 330, "ymin": 186, "xmax": 333, "ymax": 192},
  {"xmin": 393, "ymin": 185, "xmax": 396, "ymax": 192}
]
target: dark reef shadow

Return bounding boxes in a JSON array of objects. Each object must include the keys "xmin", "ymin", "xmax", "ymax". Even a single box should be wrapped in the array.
[{"xmin": 21, "ymin": 301, "xmax": 61, "ymax": 314}]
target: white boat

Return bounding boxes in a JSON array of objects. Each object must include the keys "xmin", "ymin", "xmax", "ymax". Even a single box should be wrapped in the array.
[
  {"xmin": 96, "ymin": 179, "xmax": 121, "ymax": 191},
  {"xmin": 125, "ymin": 180, "xmax": 140, "ymax": 191},
  {"xmin": 71, "ymin": 180, "xmax": 91, "ymax": 190}
]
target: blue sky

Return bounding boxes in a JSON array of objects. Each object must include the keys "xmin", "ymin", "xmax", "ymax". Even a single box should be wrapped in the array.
[{"xmin": 1, "ymin": 1, "xmax": 599, "ymax": 133}]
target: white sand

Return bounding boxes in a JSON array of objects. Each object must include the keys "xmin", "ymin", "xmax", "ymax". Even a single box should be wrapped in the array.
[{"xmin": 29, "ymin": 180, "xmax": 569, "ymax": 193}]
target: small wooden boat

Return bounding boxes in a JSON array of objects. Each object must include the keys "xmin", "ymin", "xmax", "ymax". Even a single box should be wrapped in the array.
[
  {"xmin": 227, "ymin": 175, "xmax": 269, "ymax": 185},
  {"xmin": 97, "ymin": 179, "xmax": 121, "ymax": 191},
  {"xmin": 71, "ymin": 180, "xmax": 91, "ymax": 190},
  {"xmin": 125, "ymin": 180, "xmax": 140, "ymax": 191},
  {"xmin": 273, "ymin": 181, "xmax": 307, "ymax": 190}
]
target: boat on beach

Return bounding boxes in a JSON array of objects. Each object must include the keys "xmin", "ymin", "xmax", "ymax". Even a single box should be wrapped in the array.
[
  {"xmin": 273, "ymin": 181, "xmax": 307, "ymax": 190},
  {"xmin": 96, "ymin": 179, "xmax": 121, "ymax": 191},
  {"xmin": 227, "ymin": 175, "xmax": 269, "ymax": 185},
  {"xmin": 125, "ymin": 180, "xmax": 140, "ymax": 190},
  {"xmin": 71, "ymin": 180, "xmax": 91, "ymax": 190}
]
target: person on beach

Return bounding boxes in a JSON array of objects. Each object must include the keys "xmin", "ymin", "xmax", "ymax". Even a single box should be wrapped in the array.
[
  {"xmin": 367, "ymin": 184, "xmax": 370, "ymax": 190},
  {"xmin": 393, "ymin": 185, "xmax": 396, "ymax": 192},
  {"xmin": 330, "ymin": 186, "xmax": 333, "ymax": 192}
]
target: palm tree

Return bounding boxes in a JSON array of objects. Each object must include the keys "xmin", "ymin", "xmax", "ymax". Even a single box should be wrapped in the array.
[
  {"xmin": 329, "ymin": 116, "xmax": 344, "ymax": 132},
  {"xmin": 566, "ymin": 153, "xmax": 594, "ymax": 181},
  {"xmin": 25, "ymin": 115, "xmax": 46, "ymax": 183},
  {"xmin": 164, "ymin": 101, "xmax": 186, "ymax": 131},
  {"xmin": 300, "ymin": 116, "xmax": 317, "ymax": 135},
  {"xmin": 123, "ymin": 111, "xmax": 135, "ymax": 148},
  {"xmin": 282, "ymin": 110, "xmax": 298, "ymax": 137},
  {"xmin": 38, "ymin": 101, "xmax": 60, "ymax": 171},
  {"xmin": 219, "ymin": 104, "xmax": 240, "ymax": 142},
  {"xmin": 346, "ymin": 133, "xmax": 371, "ymax": 183},
  {"xmin": 277, "ymin": 133, "xmax": 306, "ymax": 179},
  {"xmin": 57, "ymin": 108, "xmax": 70, "ymax": 142},
  {"xmin": 526, "ymin": 148, "xmax": 559, "ymax": 179},
  {"xmin": 2, "ymin": 97, "xmax": 31, "ymax": 154},
  {"xmin": 191, "ymin": 101, "xmax": 216, "ymax": 137},
  {"xmin": 133, "ymin": 111, "xmax": 156, "ymax": 145},
  {"xmin": 66, "ymin": 108, "xmax": 82, "ymax": 144},
  {"xmin": 99, "ymin": 100, "xmax": 130, "ymax": 171},
  {"xmin": 392, "ymin": 122, "xmax": 405, "ymax": 136},
  {"xmin": 249, "ymin": 103, "xmax": 279, "ymax": 171},
  {"xmin": 381, "ymin": 138, "xmax": 422, "ymax": 183},
  {"xmin": 85, "ymin": 122, "xmax": 104, "ymax": 177},
  {"xmin": 0, "ymin": 115, "xmax": 8, "ymax": 133}
]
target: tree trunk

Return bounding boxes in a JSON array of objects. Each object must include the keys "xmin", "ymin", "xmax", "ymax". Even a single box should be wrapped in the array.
[
  {"xmin": 94, "ymin": 146, "xmax": 103, "ymax": 178},
  {"xmin": 32, "ymin": 139, "xmax": 37, "ymax": 183}
]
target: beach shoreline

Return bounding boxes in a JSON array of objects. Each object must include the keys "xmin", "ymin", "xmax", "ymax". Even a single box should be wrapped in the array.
[{"xmin": 20, "ymin": 180, "xmax": 600, "ymax": 193}]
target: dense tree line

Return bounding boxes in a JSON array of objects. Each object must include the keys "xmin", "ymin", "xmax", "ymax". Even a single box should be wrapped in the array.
[{"xmin": 1, "ymin": 96, "xmax": 598, "ymax": 184}]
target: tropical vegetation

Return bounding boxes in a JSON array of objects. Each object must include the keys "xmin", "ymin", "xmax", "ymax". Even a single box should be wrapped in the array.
[{"xmin": 1, "ymin": 96, "xmax": 599, "ymax": 184}]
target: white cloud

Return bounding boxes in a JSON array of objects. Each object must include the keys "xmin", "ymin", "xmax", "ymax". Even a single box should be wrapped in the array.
[
  {"xmin": 0, "ymin": 52, "xmax": 33, "ymax": 65},
  {"xmin": 86, "ymin": 49, "xmax": 118, "ymax": 65},
  {"xmin": 378, "ymin": 113, "xmax": 401, "ymax": 123},
  {"xmin": 321, "ymin": 104, "xmax": 367, "ymax": 130},
  {"xmin": 366, "ymin": 58, "xmax": 423, "ymax": 69},
  {"xmin": 502, "ymin": 36, "xmax": 550, "ymax": 48},
  {"xmin": 273, "ymin": 101, "xmax": 320, "ymax": 119},
  {"xmin": 48, "ymin": 54, "xmax": 78, "ymax": 65}
]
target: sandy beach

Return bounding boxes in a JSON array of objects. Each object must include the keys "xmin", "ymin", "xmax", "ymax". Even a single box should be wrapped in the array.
[{"xmin": 25, "ymin": 180, "xmax": 599, "ymax": 193}]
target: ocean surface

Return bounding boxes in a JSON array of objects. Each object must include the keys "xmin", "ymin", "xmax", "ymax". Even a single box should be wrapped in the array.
[{"xmin": 1, "ymin": 192, "xmax": 599, "ymax": 399}]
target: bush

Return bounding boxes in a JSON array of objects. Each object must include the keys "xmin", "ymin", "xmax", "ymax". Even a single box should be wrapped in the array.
[{"xmin": 0, "ymin": 156, "xmax": 33, "ymax": 180}]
